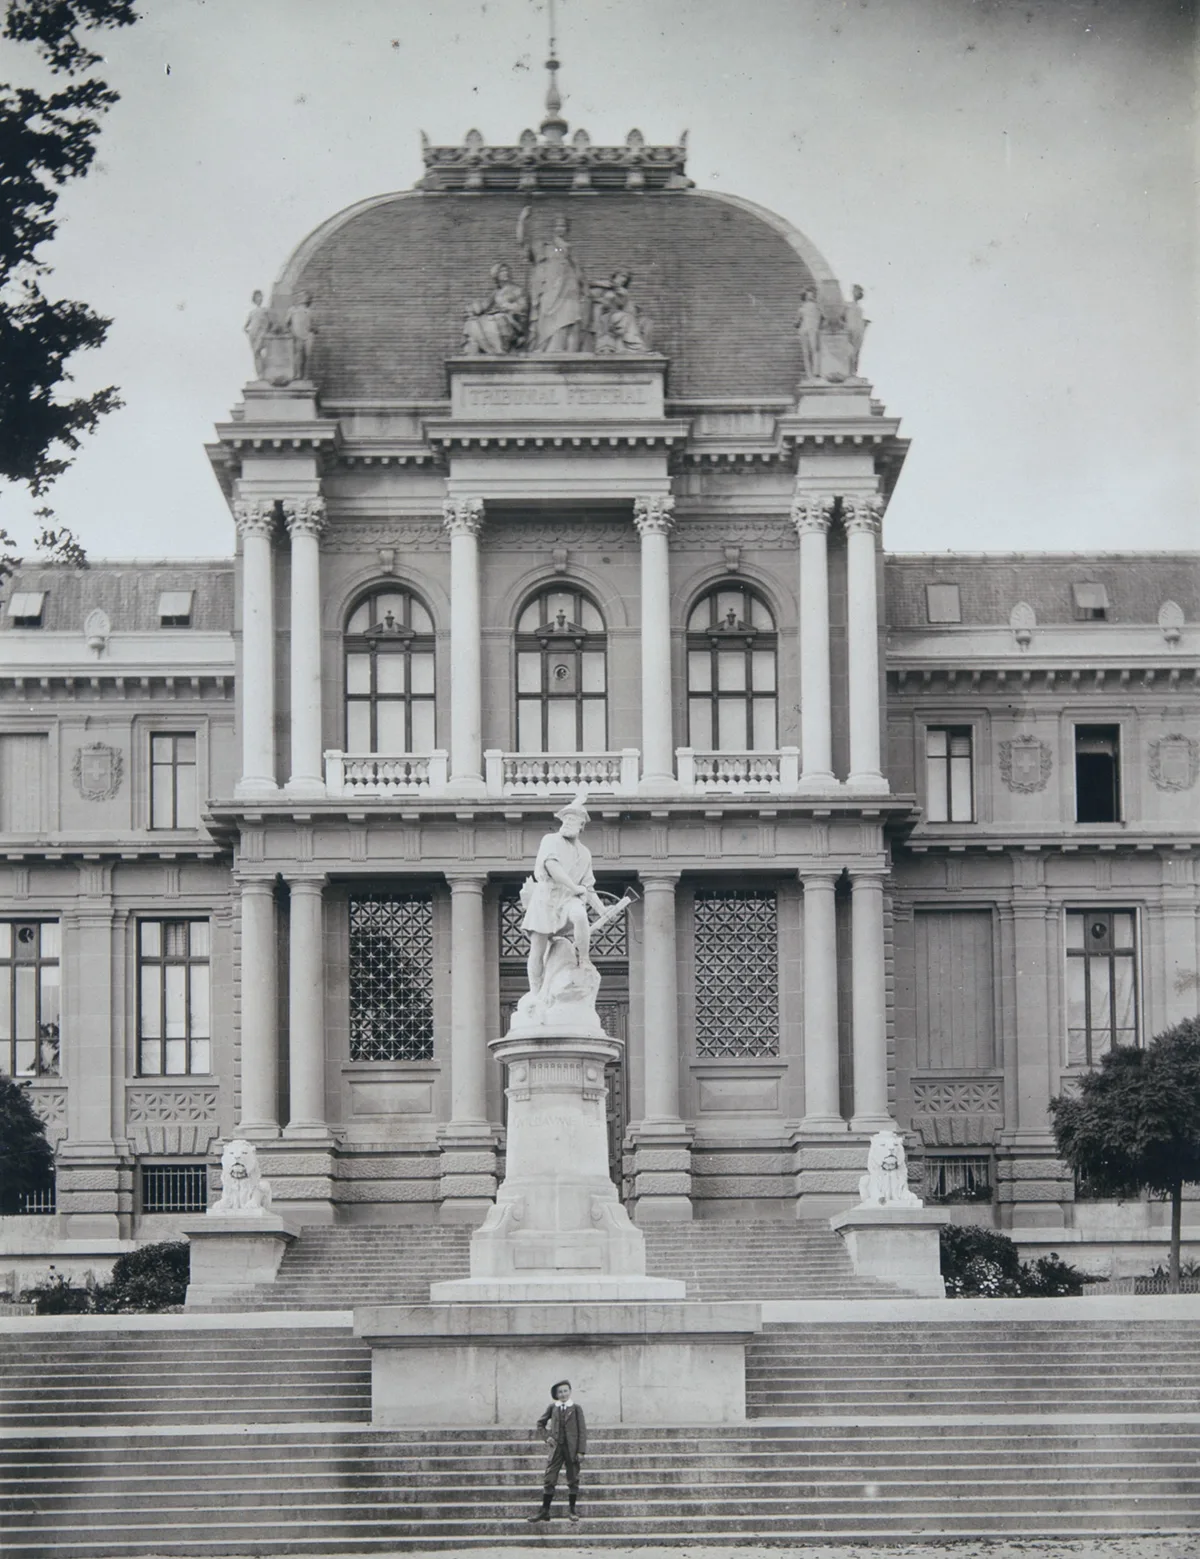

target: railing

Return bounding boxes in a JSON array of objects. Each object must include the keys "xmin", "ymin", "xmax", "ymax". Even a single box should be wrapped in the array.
[
  {"xmin": 486, "ymin": 749, "xmax": 640, "ymax": 798},
  {"xmin": 677, "ymin": 747, "xmax": 799, "ymax": 794},
  {"xmin": 141, "ymin": 1163, "xmax": 208, "ymax": 1215},
  {"xmin": 924, "ymin": 1155, "xmax": 994, "ymax": 1205},
  {"xmin": 15, "ymin": 1181, "xmax": 55, "ymax": 1215},
  {"xmin": 324, "ymin": 750, "xmax": 449, "ymax": 798}
]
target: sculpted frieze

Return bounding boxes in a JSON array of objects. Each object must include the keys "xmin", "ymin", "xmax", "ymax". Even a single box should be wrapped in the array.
[
  {"xmin": 320, "ymin": 523, "xmax": 446, "ymax": 553},
  {"xmin": 1149, "ymin": 733, "xmax": 1199, "ymax": 792}
]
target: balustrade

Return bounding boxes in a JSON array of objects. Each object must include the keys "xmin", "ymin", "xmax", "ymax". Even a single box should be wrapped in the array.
[
  {"xmin": 484, "ymin": 748, "xmax": 639, "ymax": 797},
  {"xmin": 324, "ymin": 750, "xmax": 448, "ymax": 798},
  {"xmin": 676, "ymin": 747, "xmax": 799, "ymax": 794}
]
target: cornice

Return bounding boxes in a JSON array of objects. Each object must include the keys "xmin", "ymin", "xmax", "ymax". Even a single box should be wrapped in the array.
[{"xmin": 423, "ymin": 417, "xmax": 692, "ymax": 453}]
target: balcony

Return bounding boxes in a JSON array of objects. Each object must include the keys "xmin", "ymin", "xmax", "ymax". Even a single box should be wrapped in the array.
[
  {"xmin": 677, "ymin": 747, "xmax": 799, "ymax": 796},
  {"xmin": 485, "ymin": 749, "xmax": 640, "ymax": 798},
  {"xmin": 324, "ymin": 751, "xmax": 449, "ymax": 799}
]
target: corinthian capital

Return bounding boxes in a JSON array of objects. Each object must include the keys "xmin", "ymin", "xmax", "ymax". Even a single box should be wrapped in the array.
[
  {"xmin": 632, "ymin": 495, "xmax": 675, "ymax": 537},
  {"xmin": 442, "ymin": 497, "xmax": 485, "ymax": 538},
  {"xmin": 282, "ymin": 496, "xmax": 327, "ymax": 539},
  {"xmin": 232, "ymin": 499, "xmax": 277, "ymax": 540},
  {"xmin": 790, "ymin": 493, "xmax": 835, "ymax": 535},
  {"xmin": 842, "ymin": 493, "xmax": 886, "ymax": 534}
]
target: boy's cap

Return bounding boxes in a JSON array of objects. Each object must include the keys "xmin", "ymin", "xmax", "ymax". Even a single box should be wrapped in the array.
[{"xmin": 551, "ymin": 1379, "xmax": 571, "ymax": 1394}]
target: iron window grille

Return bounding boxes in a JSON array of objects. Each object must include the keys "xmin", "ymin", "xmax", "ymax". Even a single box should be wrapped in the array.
[
  {"xmin": 686, "ymin": 585, "xmax": 778, "ymax": 752},
  {"xmin": 344, "ymin": 587, "xmax": 436, "ymax": 754},
  {"xmin": 150, "ymin": 733, "xmax": 198, "ymax": 829},
  {"xmin": 515, "ymin": 588, "xmax": 607, "ymax": 754},
  {"xmin": 925, "ymin": 726, "xmax": 974, "ymax": 822},
  {"xmin": 0, "ymin": 921, "xmax": 61, "ymax": 1078},
  {"xmin": 348, "ymin": 892, "xmax": 435, "ymax": 1061},
  {"xmin": 499, "ymin": 888, "xmax": 629, "ymax": 961},
  {"xmin": 137, "ymin": 920, "xmax": 212, "ymax": 1076},
  {"xmin": 693, "ymin": 889, "xmax": 780, "ymax": 1057},
  {"xmin": 924, "ymin": 1155, "xmax": 993, "ymax": 1204},
  {"xmin": 16, "ymin": 1178, "xmax": 56, "ymax": 1214},
  {"xmin": 141, "ymin": 1163, "xmax": 208, "ymax": 1214},
  {"xmin": 1066, "ymin": 909, "xmax": 1138, "ymax": 1065}
]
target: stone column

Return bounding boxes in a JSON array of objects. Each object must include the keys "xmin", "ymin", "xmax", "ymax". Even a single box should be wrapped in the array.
[
  {"xmin": 791, "ymin": 494, "xmax": 836, "ymax": 788},
  {"xmin": 236, "ymin": 877, "xmax": 279, "ymax": 1138},
  {"xmin": 633, "ymin": 495, "xmax": 676, "ymax": 788},
  {"xmin": 849, "ymin": 869, "xmax": 893, "ymax": 1131},
  {"xmin": 631, "ymin": 870, "xmax": 692, "ymax": 1223},
  {"xmin": 443, "ymin": 499, "xmax": 486, "ymax": 794},
  {"xmin": 283, "ymin": 875, "xmax": 328, "ymax": 1138},
  {"xmin": 844, "ymin": 494, "xmax": 887, "ymax": 790},
  {"xmin": 800, "ymin": 868, "xmax": 843, "ymax": 1129},
  {"xmin": 439, "ymin": 873, "xmax": 497, "ymax": 1221},
  {"xmin": 234, "ymin": 499, "xmax": 278, "ymax": 797},
  {"xmin": 283, "ymin": 496, "xmax": 327, "ymax": 798}
]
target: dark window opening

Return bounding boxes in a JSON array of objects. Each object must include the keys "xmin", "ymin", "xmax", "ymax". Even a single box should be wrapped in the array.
[
  {"xmin": 141, "ymin": 1163, "xmax": 208, "ymax": 1214},
  {"xmin": 1075, "ymin": 725, "xmax": 1120, "ymax": 822}
]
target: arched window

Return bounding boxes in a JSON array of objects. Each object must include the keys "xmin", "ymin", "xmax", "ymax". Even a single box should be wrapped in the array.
[
  {"xmin": 686, "ymin": 585, "xmax": 777, "ymax": 751},
  {"xmin": 344, "ymin": 587, "xmax": 435, "ymax": 754},
  {"xmin": 515, "ymin": 588, "xmax": 607, "ymax": 753}
]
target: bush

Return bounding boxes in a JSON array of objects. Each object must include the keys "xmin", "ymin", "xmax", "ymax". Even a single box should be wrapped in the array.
[
  {"xmin": 26, "ymin": 1241, "xmax": 189, "ymax": 1315},
  {"xmin": 939, "ymin": 1224, "xmax": 1089, "ymax": 1298}
]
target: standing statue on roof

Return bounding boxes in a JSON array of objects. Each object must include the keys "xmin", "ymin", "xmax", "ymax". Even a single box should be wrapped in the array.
[{"xmin": 518, "ymin": 206, "xmax": 590, "ymax": 353}]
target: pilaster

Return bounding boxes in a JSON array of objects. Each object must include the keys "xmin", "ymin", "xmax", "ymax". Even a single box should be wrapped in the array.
[
  {"xmin": 791, "ymin": 492, "xmax": 836, "ymax": 790},
  {"xmin": 443, "ymin": 499, "xmax": 486, "ymax": 795},
  {"xmin": 439, "ymin": 871, "xmax": 498, "ymax": 1221},
  {"xmin": 235, "ymin": 876, "xmax": 280, "ymax": 1139},
  {"xmin": 633, "ymin": 496, "xmax": 677, "ymax": 790},
  {"xmin": 283, "ymin": 495, "xmax": 327, "ymax": 798},
  {"xmin": 233, "ymin": 498, "xmax": 279, "ymax": 799},
  {"xmin": 631, "ymin": 869, "xmax": 692, "ymax": 1222},
  {"xmin": 843, "ymin": 493, "xmax": 887, "ymax": 791}
]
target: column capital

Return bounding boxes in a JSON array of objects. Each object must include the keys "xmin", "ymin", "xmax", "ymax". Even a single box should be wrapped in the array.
[
  {"xmin": 282, "ymin": 495, "xmax": 327, "ymax": 539},
  {"xmin": 639, "ymin": 869, "xmax": 682, "ymax": 889},
  {"xmin": 443, "ymin": 497, "xmax": 485, "ymax": 538},
  {"xmin": 842, "ymin": 493, "xmax": 886, "ymax": 534},
  {"xmin": 633, "ymin": 495, "xmax": 675, "ymax": 537},
  {"xmin": 798, "ymin": 865, "xmax": 841, "ymax": 887},
  {"xmin": 233, "ymin": 498, "xmax": 277, "ymax": 540},
  {"xmin": 790, "ymin": 492, "xmax": 835, "ymax": 534},
  {"xmin": 847, "ymin": 862, "xmax": 888, "ymax": 884},
  {"xmin": 444, "ymin": 870, "xmax": 487, "ymax": 892},
  {"xmin": 285, "ymin": 872, "xmax": 327, "ymax": 893},
  {"xmin": 234, "ymin": 873, "xmax": 277, "ymax": 894}
]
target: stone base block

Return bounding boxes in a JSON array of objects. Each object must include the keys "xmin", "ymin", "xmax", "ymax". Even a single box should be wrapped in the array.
[
  {"xmin": 253, "ymin": 1143, "xmax": 338, "ymax": 1225},
  {"xmin": 179, "ymin": 1214, "xmax": 297, "ymax": 1306},
  {"xmin": 829, "ymin": 1205, "xmax": 950, "ymax": 1297},
  {"xmin": 429, "ymin": 1274, "xmax": 685, "ymax": 1301},
  {"xmin": 356, "ymin": 1300, "xmax": 759, "ymax": 1426}
]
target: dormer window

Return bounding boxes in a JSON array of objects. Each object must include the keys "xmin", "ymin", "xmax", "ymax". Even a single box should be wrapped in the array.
[
  {"xmin": 7, "ymin": 592, "xmax": 45, "ymax": 627},
  {"xmin": 1072, "ymin": 582, "xmax": 1109, "ymax": 621},
  {"xmin": 925, "ymin": 583, "xmax": 961, "ymax": 624},
  {"xmin": 158, "ymin": 590, "xmax": 193, "ymax": 627}
]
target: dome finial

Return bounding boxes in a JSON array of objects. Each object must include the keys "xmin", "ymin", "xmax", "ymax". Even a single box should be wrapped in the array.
[{"xmin": 541, "ymin": 0, "xmax": 568, "ymax": 145}]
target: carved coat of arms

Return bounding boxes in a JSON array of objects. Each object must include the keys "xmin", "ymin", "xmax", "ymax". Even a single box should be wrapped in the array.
[
  {"xmin": 998, "ymin": 734, "xmax": 1052, "ymax": 793},
  {"xmin": 72, "ymin": 742, "xmax": 123, "ymax": 801},
  {"xmin": 1149, "ymin": 733, "xmax": 1199, "ymax": 792}
]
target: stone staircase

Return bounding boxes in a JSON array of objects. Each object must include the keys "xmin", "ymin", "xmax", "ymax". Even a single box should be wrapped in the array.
[{"xmin": 250, "ymin": 1218, "xmax": 893, "ymax": 1307}]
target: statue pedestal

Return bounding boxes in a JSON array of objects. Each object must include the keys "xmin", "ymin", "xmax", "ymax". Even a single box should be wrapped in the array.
[
  {"xmin": 830, "ymin": 1205, "xmax": 950, "ymax": 1298},
  {"xmin": 179, "ymin": 1214, "xmax": 297, "ymax": 1308},
  {"xmin": 430, "ymin": 1026, "xmax": 684, "ymax": 1302}
]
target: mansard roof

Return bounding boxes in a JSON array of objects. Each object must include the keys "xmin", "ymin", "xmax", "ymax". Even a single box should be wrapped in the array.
[{"xmin": 0, "ymin": 562, "xmax": 234, "ymax": 634}]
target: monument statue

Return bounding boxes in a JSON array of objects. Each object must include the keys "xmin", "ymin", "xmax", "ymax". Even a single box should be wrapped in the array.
[
  {"xmin": 845, "ymin": 284, "xmax": 869, "ymax": 377},
  {"xmin": 796, "ymin": 287, "xmax": 822, "ymax": 381},
  {"xmin": 518, "ymin": 206, "xmax": 590, "ymax": 353},
  {"xmin": 857, "ymin": 1130, "xmax": 923, "ymax": 1209},
  {"xmin": 209, "ymin": 1139, "xmax": 274, "ymax": 1216},
  {"xmin": 462, "ymin": 262, "xmax": 529, "ymax": 355},
  {"xmin": 244, "ymin": 290, "xmax": 272, "ymax": 379},
  {"xmin": 592, "ymin": 271, "xmax": 652, "ymax": 354},
  {"xmin": 285, "ymin": 290, "xmax": 317, "ymax": 381}
]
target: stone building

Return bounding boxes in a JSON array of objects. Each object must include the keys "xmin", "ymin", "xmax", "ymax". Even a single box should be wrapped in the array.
[{"xmin": 1, "ymin": 93, "xmax": 1197, "ymax": 1269}]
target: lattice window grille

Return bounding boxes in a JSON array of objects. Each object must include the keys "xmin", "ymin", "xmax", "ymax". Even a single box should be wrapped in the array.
[
  {"xmin": 499, "ymin": 891, "xmax": 627, "ymax": 960},
  {"xmin": 141, "ymin": 1163, "xmax": 207, "ymax": 1214},
  {"xmin": 349, "ymin": 893, "xmax": 435, "ymax": 1062},
  {"xmin": 693, "ymin": 889, "xmax": 779, "ymax": 1057}
]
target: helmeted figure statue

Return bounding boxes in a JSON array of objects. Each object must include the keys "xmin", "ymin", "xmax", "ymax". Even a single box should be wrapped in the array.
[{"xmin": 518, "ymin": 206, "xmax": 589, "ymax": 353}]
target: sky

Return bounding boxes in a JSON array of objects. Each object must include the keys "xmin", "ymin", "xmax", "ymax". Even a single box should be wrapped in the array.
[{"xmin": 1, "ymin": 0, "xmax": 1196, "ymax": 560}]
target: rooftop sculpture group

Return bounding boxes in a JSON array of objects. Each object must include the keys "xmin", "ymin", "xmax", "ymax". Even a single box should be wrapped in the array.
[
  {"xmin": 243, "ymin": 289, "xmax": 318, "ymax": 386},
  {"xmin": 797, "ymin": 282, "xmax": 869, "ymax": 384}
]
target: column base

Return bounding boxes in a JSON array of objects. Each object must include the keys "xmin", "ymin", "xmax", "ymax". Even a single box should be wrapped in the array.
[
  {"xmin": 234, "ymin": 1121, "xmax": 282, "ymax": 1141},
  {"xmin": 628, "ymin": 1121, "xmax": 694, "ymax": 1223},
  {"xmin": 256, "ymin": 1139, "xmax": 338, "ymax": 1226},
  {"xmin": 281, "ymin": 1122, "xmax": 336, "ymax": 1142},
  {"xmin": 447, "ymin": 774, "xmax": 488, "ymax": 798},
  {"xmin": 436, "ymin": 1124, "xmax": 499, "ymax": 1220},
  {"xmin": 845, "ymin": 772, "xmax": 889, "ymax": 793},
  {"xmin": 798, "ymin": 1114, "xmax": 849, "ymax": 1133},
  {"xmin": 234, "ymin": 778, "xmax": 279, "ymax": 800},
  {"xmin": 283, "ymin": 776, "xmax": 327, "ymax": 800},
  {"xmin": 850, "ymin": 1112, "xmax": 898, "ymax": 1134},
  {"xmin": 632, "ymin": 1195, "xmax": 693, "ymax": 1225},
  {"xmin": 797, "ymin": 771, "xmax": 838, "ymax": 794},
  {"xmin": 638, "ymin": 774, "xmax": 680, "ymax": 795}
]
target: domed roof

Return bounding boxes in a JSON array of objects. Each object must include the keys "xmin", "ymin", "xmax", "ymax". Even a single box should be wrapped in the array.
[{"xmin": 272, "ymin": 187, "xmax": 841, "ymax": 404}]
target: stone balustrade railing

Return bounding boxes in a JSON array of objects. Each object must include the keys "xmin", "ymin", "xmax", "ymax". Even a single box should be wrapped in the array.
[
  {"xmin": 324, "ymin": 750, "xmax": 449, "ymax": 798},
  {"xmin": 677, "ymin": 747, "xmax": 800, "ymax": 794},
  {"xmin": 485, "ymin": 749, "xmax": 640, "ymax": 797}
]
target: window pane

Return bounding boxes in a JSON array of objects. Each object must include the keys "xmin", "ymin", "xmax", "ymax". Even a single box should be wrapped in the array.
[
  {"xmin": 687, "ymin": 599, "xmax": 710, "ymax": 631},
  {"xmin": 190, "ymin": 921, "xmax": 210, "ymax": 958},
  {"xmin": 716, "ymin": 590, "xmax": 742, "ymax": 623},
  {"xmin": 346, "ymin": 601, "xmax": 371, "ymax": 633},
  {"xmin": 1112, "ymin": 957, "xmax": 1136, "ymax": 1039},
  {"xmin": 376, "ymin": 701, "xmax": 407, "ymax": 754},
  {"xmin": 165, "ymin": 923, "xmax": 188, "ymax": 958},
  {"xmin": 1066, "ymin": 958, "xmax": 1087, "ymax": 1037},
  {"xmin": 140, "ymin": 1041, "xmax": 162, "ymax": 1075},
  {"xmin": 176, "ymin": 735, "xmax": 196, "ymax": 763},
  {"xmin": 544, "ymin": 591, "xmax": 574, "ymax": 623},
  {"xmin": 926, "ymin": 755, "xmax": 949, "ymax": 823},
  {"xmin": 175, "ymin": 764, "xmax": 198, "ymax": 829},
  {"xmin": 578, "ymin": 598, "xmax": 603, "ymax": 632},
  {"xmin": 409, "ymin": 653, "xmax": 434, "ymax": 695},
  {"xmin": 165, "ymin": 965, "xmax": 187, "ymax": 1038},
  {"xmin": 689, "ymin": 698, "xmax": 713, "ymax": 750},
  {"xmin": 346, "ymin": 701, "xmax": 371, "ymax": 752},
  {"xmin": 409, "ymin": 600, "xmax": 432, "ymax": 634},
  {"xmin": 190, "ymin": 1038, "xmax": 211, "ymax": 1075},
  {"xmin": 376, "ymin": 655, "xmax": 405, "ymax": 695},
  {"xmin": 0, "ymin": 968, "xmax": 9, "ymax": 1039},
  {"xmin": 140, "ymin": 967, "xmax": 161, "ymax": 1037},
  {"xmin": 517, "ymin": 699, "xmax": 542, "ymax": 752},
  {"xmin": 581, "ymin": 699, "xmax": 606, "ymax": 750},
  {"xmin": 39, "ymin": 922, "xmax": 59, "ymax": 959},
  {"xmin": 410, "ymin": 701, "xmax": 435, "ymax": 752},
  {"xmin": 150, "ymin": 764, "xmax": 173, "ymax": 829},
  {"xmin": 748, "ymin": 594, "xmax": 774, "ymax": 629},
  {"xmin": 926, "ymin": 728, "xmax": 948, "ymax": 758},
  {"xmin": 0, "ymin": 924, "xmax": 9, "ymax": 959},
  {"xmin": 581, "ymin": 652, "xmax": 606, "ymax": 694},
  {"xmin": 151, "ymin": 734, "xmax": 171, "ymax": 762},
  {"xmin": 717, "ymin": 699, "xmax": 747, "ymax": 751},
  {"xmin": 15, "ymin": 1040, "xmax": 35, "ymax": 1076},
  {"xmin": 950, "ymin": 755, "xmax": 973, "ymax": 821},
  {"xmin": 716, "ymin": 653, "xmax": 746, "ymax": 692},
  {"xmin": 549, "ymin": 655, "xmax": 578, "ymax": 693},
  {"xmin": 189, "ymin": 967, "xmax": 210, "ymax": 1038},
  {"xmin": 164, "ymin": 1038, "xmax": 187, "ymax": 1075},
  {"xmin": 517, "ymin": 652, "xmax": 541, "ymax": 694},
  {"xmin": 546, "ymin": 700, "xmax": 576, "ymax": 753},
  {"xmin": 1065, "ymin": 914, "xmax": 1085, "ymax": 951},
  {"xmin": 373, "ymin": 593, "xmax": 406, "ymax": 625},
  {"xmin": 687, "ymin": 650, "xmax": 711, "ymax": 692},
  {"xmin": 517, "ymin": 600, "xmax": 541, "ymax": 632},
  {"xmin": 141, "ymin": 920, "xmax": 161, "ymax": 958},
  {"xmin": 15, "ymin": 966, "xmax": 35, "ymax": 1037},
  {"xmin": 1089, "ymin": 959, "xmax": 1112, "ymax": 1044},
  {"xmin": 750, "ymin": 649, "xmax": 776, "ymax": 692},
  {"xmin": 346, "ymin": 655, "xmax": 371, "ymax": 695},
  {"xmin": 1112, "ymin": 912, "xmax": 1135, "ymax": 950},
  {"xmin": 751, "ymin": 698, "xmax": 776, "ymax": 752},
  {"xmin": 39, "ymin": 964, "xmax": 59, "ymax": 1028}
]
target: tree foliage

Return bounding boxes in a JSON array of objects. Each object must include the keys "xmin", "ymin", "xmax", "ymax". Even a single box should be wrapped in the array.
[
  {"xmin": 0, "ymin": 0, "xmax": 138, "ymax": 494},
  {"xmin": 939, "ymin": 1223, "xmax": 1088, "ymax": 1299},
  {"xmin": 0, "ymin": 1075, "xmax": 56, "ymax": 1214},
  {"xmin": 1050, "ymin": 1018, "xmax": 1200, "ymax": 1292}
]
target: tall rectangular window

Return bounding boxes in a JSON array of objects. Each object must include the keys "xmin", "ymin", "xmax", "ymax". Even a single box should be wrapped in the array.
[
  {"xmin": 925, "ymin": 727, "xmax": 974, "ymax": 822},
  {"xmin": 138, "ymin": 920, "xmax": 211, "ymax": 1075},
  {"xmin": 694, "ymin": 889, "xmax": 779, "ymax": 1057},
  {"xmin": 0, "ymin": 734, "xmax": 48, "ymax": 832},
  {"xmin": 150, "ymin": 733, "xmax": 198, "ymax": 829},
  {"xmin": 1066, "ymin": 909, "xmax": 1137, "ymax": 1065},
  {"xmin": 348, "ymin": 892, "xmax": 434, "ymax": 1061},
  {"xmin": 1075, "ymin": 725, "xmax": 1120, "ymax": 823},
  {"xmin": 0, "ymin": 921, "xmax": 60, "ymax": 1077}
]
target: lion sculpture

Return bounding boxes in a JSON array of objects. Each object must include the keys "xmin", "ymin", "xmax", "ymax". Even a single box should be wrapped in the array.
[
  {"xmin": 858, "ymin": 1130, "xmax": 922, "ymax": 1208},
  {"xmin": 209, "ymin": 1138, "xmax": 273, "ymax": 1216}
]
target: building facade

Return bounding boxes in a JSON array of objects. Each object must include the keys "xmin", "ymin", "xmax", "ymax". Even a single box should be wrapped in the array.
[{"xmin": 2, "ymin": 108, "xmax": 1197, "ymax": 1263}]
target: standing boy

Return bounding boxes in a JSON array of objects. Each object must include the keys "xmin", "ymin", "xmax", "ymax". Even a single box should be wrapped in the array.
[{"xmin": 528, "ymin": 1379, "xmax": 587, "ymax": 1524}]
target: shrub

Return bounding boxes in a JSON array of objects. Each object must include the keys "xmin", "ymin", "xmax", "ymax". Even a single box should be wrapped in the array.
[
  {"xmin": 1020, "ymin": 1252, "xmax": 1087, "ymax": 1297},
  {"xmin": 939, "ymin": 1224, "xmax": 1089, "ymax": 1298},
  {"xmin": 25, "ymin": 1269, "xmax": 100, "ymax": 1315},
  {"xmin": 0, "ymin": 1077, "xmax": 55, "ymax": 1215},
  {"xmin": 25, "ymin": 1241, "xmax": 189, "ymax": 1314}
]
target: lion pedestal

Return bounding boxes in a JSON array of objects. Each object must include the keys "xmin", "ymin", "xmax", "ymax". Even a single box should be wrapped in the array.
[
  {"xmin": 829, "ymin": 1130, "xmax": 949, "ymax": 1298},
  {"xmin": 180, "ymin": 1140, "xmax": 298, "ymax": 1307}
]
